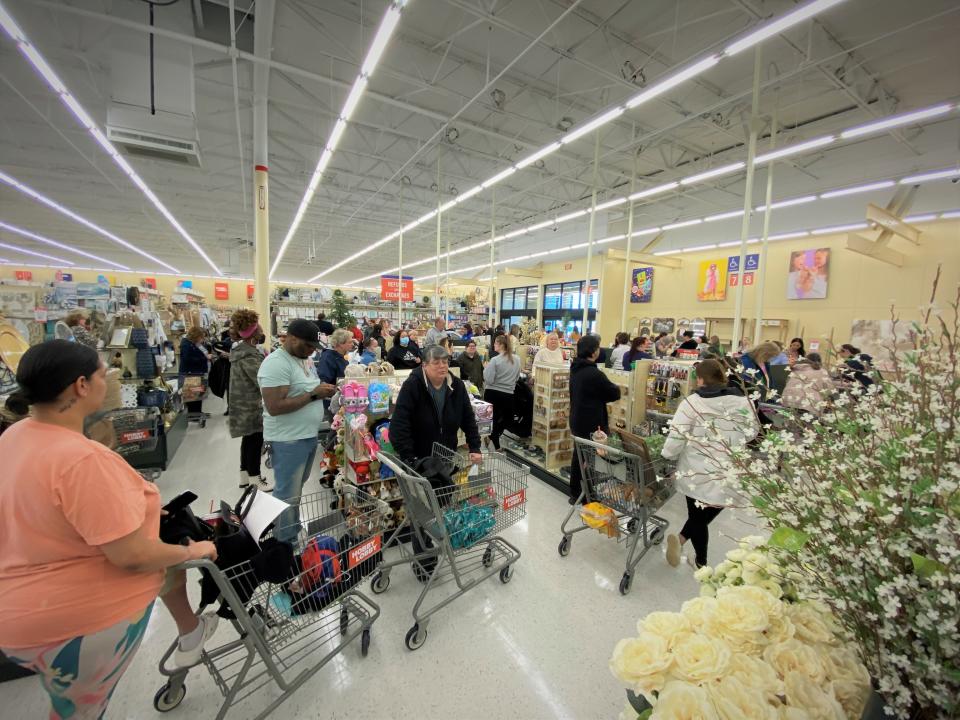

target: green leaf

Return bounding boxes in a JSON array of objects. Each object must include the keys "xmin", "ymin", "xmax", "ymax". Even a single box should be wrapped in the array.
[
  {"xmin": 768, "ymin": 527, "xmax": 810, "ymax": 553},
  {"xmin": 637, "ymin": 710, "xmax": 653, "ymax": 720},
  {"xmin": 944, "ymin": 664, "xmax": 960, "ymax": 685},
  {"xmin": 910, "ymin": 553, "xmax": 946, "ymax": 579}
]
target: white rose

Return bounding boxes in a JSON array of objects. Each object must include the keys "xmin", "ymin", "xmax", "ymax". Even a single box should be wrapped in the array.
[
  {"xmin": 745, "ymin": 551, "xmax": 768, "ymax": 569},
  {"xmin": 681, "ymin": 596, "xmax": 717, "ymax": 629},
  {"xmin": 739, "ymin": 535, "xmax": 767, "ymax": 549},
  {"xmin": 783, "ymin": 671, "xmax": 845, "ymax": 720},
  {"xmin": 639, "ymin": 611, "xmax": 692, "ymax": 649},
  {"xmin": 785, "ymin": 603, "xmax": 835, "ymax": 646},
  {"xmin": 763, "ymin": 615, "xmax": 796, "ymax": 646},
  {"xmin": 764, "ymin": 639, "xmax": 828, "ymax": 685},
  {"xmin": 715, "ymin": 560, "xmax": 735, "ymax": 576},
  {"xmin": 610, "ymin": 632, "xmax": 673, "ymax": 701},
  {"xmin": 693, "ymin": 566, "xmax": 714, "ymax": 582},
  {"xmin": 726, "ymin": 652, "xmax": 785, "ymax": 702},
  {"xmin": 779, "ymin": 708, "xmax": 811, "ymax": 720},
  {"xmin": 650, "ymin": 680, "xmax": 720, "ymax": 720},
  {"xmin": 821, "ymin": 646, "xmax": 870, "ymax": 718},
  {"xmin": 704, "ymin": 588, "xmax": 771, "ymax": 652},
  {"xmin": 759, "ymin": 579, "xmax": 785, "ymax": 599},
  {"xmin": 725, "ymin": 548, "xmax": 747, "ymax": 562},
  {"xmin": 708, "ymin": 675, "xmax": 779, "ymax": 720},
  {"xmin": 700, "ymin": 584, "xmax": 718, "ymax": 598},
  {"xmin": 721, "ymin": 585, "xmax": 785, "ymax": 620},
  {"xmin": 671, "ymin": 632, "xmax": 732, "ymax": 683}
]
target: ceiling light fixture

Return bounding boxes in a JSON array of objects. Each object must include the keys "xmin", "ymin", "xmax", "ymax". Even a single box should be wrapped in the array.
[
  {"xmin": 754, "ymin": 135, "xmax": 835, "ymax": 164},
  {"xmin": 900, "ymin": 168, "xmax": 960, "ymax": 184},
  {"xmin": 680, "ymin": 162, "xmax": 745, "ymax": 185},
  {"xmin": 663, "ymin": 219, "xmax": 702, "ymax": 230},
  {"xmin": 480, "ymin": 166, "xmax": 517, "ymax": 189},
  {"xmin": 0, "ymin": 170, "xmax": 179, "ymax": 272},
  {"xmin": 811, "ymin": 222, "xmax": 869, "ymax": 235},
  {"xmin": 560, "ymin": 107, "xmax": 626, "ymax": 145},
  {"xmin": 515, "ymin": 142, "xmax": 561, "ymax": 170},
  {"xmin": 724, "ymin": 0, "xmax": 848, "ymax": 56},
  {"xmin": 0, "ymin": 221, "xmax": 130, "ymax": 269},
  {"xmin": 0, "ymin": 240, "xmax": 73, "ymax": 265},
  {"xmin": 630, "ymin": 182, "xmax": 679, "ymax": 201},
  {"xmin": 756, "ymin": 195, "xmax": 817, "ymax": 211},
  {"xmin": 0, "ymin": 4, "xmax": 219, "ymax": 275},
  {"xmin": 840, "ymin": 103, "xmax": 955, "ymax": 139},
  {"xmin": 275, "ymin": 0, "xmax": 408, "ymax": 279},
  {"xmin": 705, "ymin": 209, "xmax": 746, "ymax": 223},
  {"xmin": 682, "ymin": 243, "xmax": 718, "ymax": 252},
  {"xmin": 625, "ymin": 55, "xmax": 721, "ymax": 109},
  {"xmin": 820, "ymin": 180, "xmax": 896, "ymax": 198}
]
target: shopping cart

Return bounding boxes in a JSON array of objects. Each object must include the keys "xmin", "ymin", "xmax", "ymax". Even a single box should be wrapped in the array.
[
  {"xmin": 374, "ymin": 445, "xmax": 528, "ymax": 650},
  {"xmin": 180, "ymin": 372, "xmax": 210, "ymax": 427},
  {"xmin": 153, "ymin": 487, "xmax": 382, "ymax": 719},
  {"xmin": 558, "ymin": 436, "xmax": 674, "ymax": 595},
  {"xmin": 107, "ymin": 407, "xmax": 163, "ymax": 481}
]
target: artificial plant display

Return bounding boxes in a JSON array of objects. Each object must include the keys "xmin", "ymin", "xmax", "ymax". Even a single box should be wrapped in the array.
[{"xmin": 329, "ymin": 288, "xmax": 355, "ymax": 329}]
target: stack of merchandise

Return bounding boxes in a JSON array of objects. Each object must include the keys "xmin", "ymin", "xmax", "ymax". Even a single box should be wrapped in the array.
[{"xmin": 470, "ymin": 397, "xmax": 494, "ymax": 436}]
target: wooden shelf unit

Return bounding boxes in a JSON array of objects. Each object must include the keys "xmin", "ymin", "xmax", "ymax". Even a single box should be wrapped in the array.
[{"xmin": 531, "ymin": 365, "xmax": 573, "ymax": 470}]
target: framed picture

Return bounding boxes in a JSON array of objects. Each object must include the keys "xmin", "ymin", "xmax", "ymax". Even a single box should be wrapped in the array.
[
  {"xmin": 697, "ymin": 259, "xmax": 728, "ymax": 301},
  {"xmin": 630, "ymin": 267, "xmax": 654, "ymax": 303},
  {"xmin": 652, "ymin": 318, "xmax": 675, "ymax": 334},
  {"xmin": 110, "ymin": 286, "xmax": 127, "ymax": 303},
  {"xmin": 787, "ymin": 248, "xmax": 830, "ymax": 299},
  {"xmin": 108, "ymin": 327, "xmax": 131, "ymax": 348}
]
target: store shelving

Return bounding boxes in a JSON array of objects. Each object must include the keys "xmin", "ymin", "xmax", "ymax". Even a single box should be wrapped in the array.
[{"xmin": 531, "ymin": 365, "xmax": 573, "ymax": 470}]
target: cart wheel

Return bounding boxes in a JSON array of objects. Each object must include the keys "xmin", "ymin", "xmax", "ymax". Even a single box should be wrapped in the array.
[
  {"xmin": 627, "ymin": 518, "xmax": 639, "ymax": 534},
  {"xmin": 619, "ymin": 572, "xmax": 632, "ymax": 596},
  {"xmin": 199, "ymin": 417, "xmax": 206, "ymax": 428},
  {"xmin": 371, "ymin": 571, "xmax": 391, "ymax": 594},
  {"xmin": 405, "ymin": 624, "xmax": 427, "ymax": 651},
  {"xmin": 482, "ymin": 546, "xmax": 494, "ymax": 568},
  {"xmin": 361, "ymin": 627, "xmax": 371, "ymax": 657},
  {"xmin": 651, "ymin": 528, "xmax": 664, "ymax": 545},
  {"xmin": 558, "ymin": 536, "xmax": 571, "ymax": 557},
  {"xmin": 499, "ymin": 565, "xmax": 513, "ymax": 584},
  {"xmin": 153, "ymin": 682, "xmax": 186, "ymax": 712},
  {"xmin": 339, "ymin": 607, "xmax": 350, "ymax": 636}
]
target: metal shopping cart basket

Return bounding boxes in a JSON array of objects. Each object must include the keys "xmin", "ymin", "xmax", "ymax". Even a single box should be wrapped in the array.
[
  {"xmin": 374, "ymin": 444, "xmax": 528, "ymax": 650},
  {"xmin": 153, "ymin": 487, "xmax": 383, "ymax": 719},
  {"xmin": 558, "ymin": 436, "xmax": 674, "ymax": 595},
  {"xmin": 108, "ymin": 407, "xmax": 161, "ymax": 457}
]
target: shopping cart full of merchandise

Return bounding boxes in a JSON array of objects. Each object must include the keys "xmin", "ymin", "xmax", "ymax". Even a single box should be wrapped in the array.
[
  {"xmin": 180, "ymin": 372, "xmax": 210, "ymax": 428},
  {"xmin": 153, "ymin": 487, "xmax": 382, "ymax": 720},
  {"xmin": 106, "ymin": 407, "xmax": 163, "ymax": 481},
  {"xmin": 558, "ymin": 436, "xmax": 674, "ymax": 595},
  {"xmin": 374, "ymin": 444, "xmax": 528, "ymax": 650}
]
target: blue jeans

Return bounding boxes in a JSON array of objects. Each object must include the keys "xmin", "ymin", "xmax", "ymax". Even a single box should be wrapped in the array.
[{"xmin": 270, "ymin": 437, "xmax": 318, "ymax": 543}]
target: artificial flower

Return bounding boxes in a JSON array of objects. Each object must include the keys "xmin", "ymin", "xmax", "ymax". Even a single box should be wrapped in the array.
[
  {"xmin": 609, "ymin": 632, "xmax": 673, "ymax": 702},
  {"xmin": 650, "ymin": 680, "xmax": 720, "ymax": 720},
  {"xmin": 708, "ymin": 675, "xmax": 779, "ymax": 720},
  {"xmin": 782, "ymin": 671, "xmax": 845, "ymax": 720},
  {"xmin": 671, "ymin": 632, "xmax": 732, "ymax": 683}
]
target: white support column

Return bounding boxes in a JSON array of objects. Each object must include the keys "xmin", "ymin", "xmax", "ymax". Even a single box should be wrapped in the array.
[
  {"xmin": 434, "ymin": 158, "xmax": 442, "ymax": 317},
  {"xmin": 581, "ymin": 131, "xmax": 601, "ymax": 335},
  {"xmin": 252, "ymin": 0, "xmax": 275, "ymax": 345},
  {"xmin": 753, "ymin": 108, "xmax": 778, "ymax": 347},
  {"xmin": 398, "ymin": 183, "xmax": 404, "ymax": 326},
  {"xmin": 731, "ymin": 47, "xmax": 762, "ymax": 354},
  {"xmin": 489, "ymin": 191, "xmax": 496, "ymax": 329},
  {"xmin": 619, "ymin": 153, "xmax": 637, "ymax": 332}
]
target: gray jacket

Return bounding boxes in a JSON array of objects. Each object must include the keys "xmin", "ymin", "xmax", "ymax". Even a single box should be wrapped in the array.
[
  {"xmin": 228, "ymin": 342, "xmax": 264, "ymax": 438},
  {"xmin": 483, "ymin": 353, "xmax": 521, "ymax": 394}
]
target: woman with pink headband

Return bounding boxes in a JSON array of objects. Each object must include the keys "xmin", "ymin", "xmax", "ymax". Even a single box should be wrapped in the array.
[{"xmin": 229, "ymin": 309, "xmax": 273, "ymax": 491}]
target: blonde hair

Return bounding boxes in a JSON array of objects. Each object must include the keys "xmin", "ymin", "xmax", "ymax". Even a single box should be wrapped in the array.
[
  {"xmin": 65, "ymin": 311, "xmax": 87, "ymax": 327},
  {"xmin": 495, "ymin": 334, "xmax": 514, "ymax": 363},
  {"xmin": 749, "ymin": 341, "xmax": 780, "ymax": 364},
  {"xmin": 185, "ymin": 326, "xmax": 205, "ymax": 343},
  {"xmin": 330, "ymin": 328, "xmax": 353, "ymax": 347}
]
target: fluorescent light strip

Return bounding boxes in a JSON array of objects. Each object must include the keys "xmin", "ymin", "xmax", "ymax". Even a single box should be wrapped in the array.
[
  {"xmin": 560, "ymin": 107, "xmax": 625, "ymax": 146},
  {"xmin": 756, "ymin": 195, "xmax": 816, "ymax": 211},
  {"xmin": 705, "ymin": 209, "xmax": 745, "ymax": 222},
  {"xmin": 841, "ymin": 103, "xmax": 954, "ymax": 139},
  {"xmin": 680, "ymin": 162, "xmax": 745, "ymax": 185},
  {"xmin": 754, "ymin": 135, "xmax": 835, "ymax": 165},
  {"xmin": 724, "ymin": 0, "xmax": 848, "ymax": 56},
  {"xmin": 276, "ymin": 0, "xmax": 407, "ymax": 279},
  {"xmin": 663, "ymin": 219, "xmax": 702, "ymax": 230},
  {"xmin": 595, "ymin": 197, "xmax": 628, "ymax": 212},
  {"xmin": 0, "ymin": 6, "xmax": 219, "ymax": 275},
  {"xmin": 516, "ymin": 142, "xmax": 561, "ymax": 170},
  {"xmin": 0, "ymin": 241, "xmax": 73, "ymax": 265},
  {"xmin": 0, "ymin": 221, "xmax": 130, "ymax": 269},
  {"xmin": 820, "ymin": 181, "xmax": 895, "ymax": 198},
  {"xmin": 0, "ymin": 170, "xmax": 179, "ymax": 272},
  {"xmin": 768, "ymin": 231, "xmax": 810, "ymax": 241},
  {"xmin": 654, "ymin": 249, "xmax": 682, "ymax": 256},
  {"xmin": 682, "ymin": 243, "xmax": 717, "ymax": 252},
  {"xmin": 630, "ymin": 182, "xmax": 679, "ymax": 201},
  {"xmin": 900, "ymin": 168, "xmax": 960, "ymax": 184},
  {"xmin": 626, "ymin": 55, "xmax": 721, "ymax": 109},
  {"xmin": 940, "ymin": 210, "xmax": 960, "ymax": 220},
  {"xmin": 902, "ymin": 214, "xmax": 937, "ymax": 223},
  {"xmin": 811, "ymin": 223, "xmax": 869, "ymax": 235}
]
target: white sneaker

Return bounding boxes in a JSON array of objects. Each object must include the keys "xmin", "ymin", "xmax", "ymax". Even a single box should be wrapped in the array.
[
  {"xmin": 666, "ymin": 534, "xmax": 682, "ymax": 567},
  {"xmin": 173, "ymin": 613, "xmax": 219, "ymax": 668},
  {"xmin": 249, "ymin": 475, "xmax": 274, "ymax": 492}
]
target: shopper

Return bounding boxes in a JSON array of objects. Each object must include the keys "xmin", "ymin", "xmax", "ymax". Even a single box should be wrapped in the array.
[
  {"xmin": 622, "ymin": 336, "xmax": 654, "ymax": 370},
  {"xmin": 460, "ymin": 323, "xmax": 474, "ymax": 341},
  {"xmin": 317, "ymin": 328, "xmax": 353, "ymax": 386},
  {"xmin": 661, "ymin": 358, "xmax": 759, "ymax": 568},
  {"xmin": 672, "ymin": 330, "xmax": 699, "ymax": 356},
  {"xmin": 315, "ymin": 312, "xmax": 335, "ymax": 337},
  {"xmin": 787, "ymin": 337, "xmax": 805, "ymax": 364},
  {"xmin": 533, "ymin": 332, "xmax": 567, "ymax": 369},
  {"xmin": 359, "ymin": 337, "xmax": 379, "ymax": 365},
  {"xmin": 609, "ymin": 332, "xmax": 631, "ymax": 370},
  {"xmin": 226, "ymin": 310, "xmax": 272, "ymax": 491},
  {"xmin": 258, "ymin": 319, "xmax": 337, "ymax": 543},
  {"xmin": 65, "ymin": 311, "xmax": 98, "ymax": 349},
  {"xmin": 568, "ymin": 335, "xmax": 622, "ymax": 503},
  {"xmin": 424, "ymin": 317, "xmax": 448, "ymax": 348},
  {"xmin": 769, "ymin": 341, "xmax": 790, "ymax": 366},
  {"xmin": 348, "ymin": 319, "xmax": 364, "ymax": 343},
  {"xmin": 438, "ymin": 336, "xmax": 459, "ymax": 369},
  {"xmin": 483, "ymin": 335, "xmax": 521, "ymax": 450},
  {"xmin": 707, "ymin": 335, "xmax": 725, "ymax": 357},
  {"xmin": 390, "ymin": 344, "xmax": 482, "ymax": 464},
  {"xmin": 739, "ymin": 341, "xmax": 780, "ymax": 390},
  {"xmin": 655, "ymin": 333, "xmax": 675, "ymax": 358},
  {"xmin": 782, "ymin": 352, "xmax": 834, "ymax": 415},
  {"xmin": 458, "ymin": 339, "xmax": 484, "ymax": 390},
  {"xmin": 838, "ymin": 343, "xmax": 875, "ymax": 388},
  {"xmin": 386, "ymin": 329, "xmax": 422, "ymax": 369},
  {"xmin": 508, "ymin": 324, "xmax": 522, "ymax": 353},
  {"xmin": 0, "ymin": 341, "xmax": 219, "ymax": 720},
  {"xmin": 180, "ymin": 325, "xmax": 211, "ymax": 415}
]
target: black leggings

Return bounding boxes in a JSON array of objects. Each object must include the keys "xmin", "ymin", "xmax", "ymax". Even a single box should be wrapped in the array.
[
  {"xmin": 483, "ymin": 389, "xmax": 514, "ymax": 450},
  {"xmin": 679, "ymin": 496, "xmax": 724, "ymax": 568},
  {"xmin": 240, "ymin": 432, "xmax": 264, "ymax": 476}
]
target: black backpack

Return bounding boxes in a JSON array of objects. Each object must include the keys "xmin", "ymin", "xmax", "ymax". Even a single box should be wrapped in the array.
[{"xmin": 208, "ymin": 356, "xmax": 230, "ymax": 398}]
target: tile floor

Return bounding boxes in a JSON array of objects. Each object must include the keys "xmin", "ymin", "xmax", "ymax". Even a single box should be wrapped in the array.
[{"xmin": 0, "ymin": 394, "xmax": 762, "ymax": 720}]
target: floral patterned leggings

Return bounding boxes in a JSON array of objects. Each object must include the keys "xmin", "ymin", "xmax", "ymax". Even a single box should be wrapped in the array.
[{"xmin": 1, "ymin": 602, "xmax": 154, "ymax": 719}]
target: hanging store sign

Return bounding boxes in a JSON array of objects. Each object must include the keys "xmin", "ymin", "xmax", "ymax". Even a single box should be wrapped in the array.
[
  {"xmin": 214, "ymin": 282, "xmax": 229, "ymax": 300},
  {"xmin": 247, "ymin": 284, "xmax": 255, "ymax": 300},
  {"xmin": 14, "ymin": 270, "xmax": 32, "ymax": 281},
  {"xmin": 381, "ymin": 275, "xmax": 414, "ymax": 301}
]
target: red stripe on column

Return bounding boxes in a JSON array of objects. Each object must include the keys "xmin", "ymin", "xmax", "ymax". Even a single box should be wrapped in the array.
[{"xmin": 255, "ymin": 165, "xmax": 268, "ymax": 172}]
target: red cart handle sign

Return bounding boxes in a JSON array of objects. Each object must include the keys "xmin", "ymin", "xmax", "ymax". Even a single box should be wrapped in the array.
[
  {"xmin": 348, "ymin": 535, "xmax": 382, "ymax": 569},
  {"xmin": 503, "ymin": 489, "xmax": 526, "ymax": 511},
  {"xmin": 120, "ymin": 429, "xmax": 151, "ymax": 443}
]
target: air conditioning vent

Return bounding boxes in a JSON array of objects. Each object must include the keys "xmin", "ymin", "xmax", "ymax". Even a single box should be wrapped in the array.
[{"xmin": 107, "ymin": 126, "xmax": 202, "ymax": 167}]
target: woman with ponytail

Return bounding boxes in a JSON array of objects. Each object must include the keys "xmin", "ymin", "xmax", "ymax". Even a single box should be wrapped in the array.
[{"xmin": 0, "ymin": 340, "xmax": 219, "ymax": 718}]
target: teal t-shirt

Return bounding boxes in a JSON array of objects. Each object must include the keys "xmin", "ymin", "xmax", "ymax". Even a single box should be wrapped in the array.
[{"xmin": 257, "ymin": 347, "xmax": 324, "ymax": 442}]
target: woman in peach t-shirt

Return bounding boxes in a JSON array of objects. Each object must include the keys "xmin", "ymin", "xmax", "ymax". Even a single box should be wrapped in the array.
[{"xmin": 0, "ymin": 340, "xmax": 218, "ymax": 719}]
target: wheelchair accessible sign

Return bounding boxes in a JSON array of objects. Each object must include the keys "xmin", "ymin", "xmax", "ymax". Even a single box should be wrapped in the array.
[{"xmin": 728, "ymin": 253, "xmax": 759, "ymax": 287}]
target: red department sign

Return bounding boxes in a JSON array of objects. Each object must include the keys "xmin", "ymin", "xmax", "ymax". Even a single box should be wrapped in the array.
[{"xmin": 381, "ymin": 275, "xmax": 414, "ymax": 301}]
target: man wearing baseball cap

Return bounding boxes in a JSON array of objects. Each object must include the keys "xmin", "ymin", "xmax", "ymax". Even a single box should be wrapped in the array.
[{"xmin": 258, "ymin": 319, "xmax": 336, "ymax": 541}]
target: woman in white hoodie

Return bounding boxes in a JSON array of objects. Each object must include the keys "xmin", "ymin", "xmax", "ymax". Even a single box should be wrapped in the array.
[{"xmin": 661, "ymin": 359, "xmax": 759, "ymax": 568}]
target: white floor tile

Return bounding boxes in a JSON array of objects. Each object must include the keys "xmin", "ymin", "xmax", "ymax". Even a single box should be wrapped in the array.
[{"xmin": 0, "ymin": 393, "xmax": 760, "ymax": 719}]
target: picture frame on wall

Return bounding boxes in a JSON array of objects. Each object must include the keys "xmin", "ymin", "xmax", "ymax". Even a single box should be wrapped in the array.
[
  {"xmin": 110, "ymin": 286, "xmax": 127, "ymax": 304},
  {"xmin": 107, "ymin": 327, "xmax": 131, "ymax": 348},
  {"xmin": 652, "ymin": 317, "xmax": 675, "ymax": 334}
]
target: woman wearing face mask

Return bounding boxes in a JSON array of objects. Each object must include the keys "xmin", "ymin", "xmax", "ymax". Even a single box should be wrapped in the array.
[
  {"xmin": 0, "ymin": 341, "xmax": 219, "ymax": 719},
  {"xmin": 386, "ymin": 329, "xmax": 422, "ymax": 369}
]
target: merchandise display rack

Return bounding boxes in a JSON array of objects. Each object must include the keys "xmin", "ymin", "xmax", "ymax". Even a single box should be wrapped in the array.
[
  {"xmin": 600, "ymin": 367, "xmax": 635, "ymax": 434},
  {"xmin": 642, "ymin": 359, "xmax": 697, "ymax": 423},
  {"xmin": 531, "ymin": 365, "xmax": 573, "ymax": 470}
]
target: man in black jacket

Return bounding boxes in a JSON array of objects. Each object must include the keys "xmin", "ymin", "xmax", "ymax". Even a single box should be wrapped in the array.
[
  {"xmin": 568, "ymin": 335, "xmax": 621, "ymax": 503},
  {"xmin": 672, "ymin": 330, "xmax": 699, "ymax": 356},
  {"xmin": 390, "ymin": 345, "xmax": 483, "ymax": 465}
]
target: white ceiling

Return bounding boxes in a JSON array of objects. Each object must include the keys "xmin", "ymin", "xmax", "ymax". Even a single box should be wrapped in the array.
[{"xmin": 1, "ymin": 0, "xmax": 959, "ymax": 285}]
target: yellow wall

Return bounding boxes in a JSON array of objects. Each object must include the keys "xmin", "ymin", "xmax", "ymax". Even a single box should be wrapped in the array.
[{"xmin": 497, "ymin": 220, "xmax": 960, "ymax": 347}]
